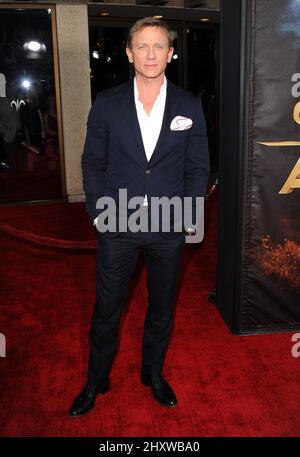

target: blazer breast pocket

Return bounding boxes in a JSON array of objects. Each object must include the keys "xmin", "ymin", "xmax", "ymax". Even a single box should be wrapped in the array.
[{"xmin": 168, "ymin": 129, "xmax": 189, "ymax": 146}]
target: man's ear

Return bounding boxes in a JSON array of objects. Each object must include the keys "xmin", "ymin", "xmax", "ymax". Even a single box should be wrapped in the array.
[
  {"xmin": 167, "ymin": 46, "xmax": 174, "ymax": 63},
  {"xmin": 126, "ymin": 47, "xmax": 133, "ymax": 64}
]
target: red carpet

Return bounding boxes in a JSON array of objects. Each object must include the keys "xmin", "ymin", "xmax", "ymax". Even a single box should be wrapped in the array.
[
  {"xmin": 0, "ymin": 144, "xmax": 62, "ymax": 202},
  {"xmin": 0, "ymin": 194, "xmax": 300, "ymax": 437}
]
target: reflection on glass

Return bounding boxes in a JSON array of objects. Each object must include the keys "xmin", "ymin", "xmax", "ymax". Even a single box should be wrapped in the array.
[
  {"xmin": 187, "ymin": 28, "xmax": 218, "ymax": 171},
  {"xmin": 89, "ymin": 26, "xmax": 130, "ymax": 101},
  {"xmin": 0, "ymin": 8, "xmax": 63, "ymax": 203}
]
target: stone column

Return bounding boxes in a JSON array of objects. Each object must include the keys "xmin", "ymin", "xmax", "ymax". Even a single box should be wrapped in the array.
[{"xmin": 55, "ymin": 4, "xmax": 91, "ymax": 202}]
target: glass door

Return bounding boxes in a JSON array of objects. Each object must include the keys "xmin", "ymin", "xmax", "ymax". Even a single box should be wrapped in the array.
[{"xmin": 0, "ymin": 6, "xmax": 64, "ymax": 203}]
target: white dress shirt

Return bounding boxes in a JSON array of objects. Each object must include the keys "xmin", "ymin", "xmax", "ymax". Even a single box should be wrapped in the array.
[{"xmin": 134, "ymin": 76, "xmax": 167, "ymax": 205}]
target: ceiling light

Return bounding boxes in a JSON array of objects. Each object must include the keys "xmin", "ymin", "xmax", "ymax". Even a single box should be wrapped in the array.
[
  {"xmin": 22, "ymin": 79, "xmax": 31, "ymax": 89},
  {"xmin": 28, "ymin": 41, "xmax": 41, "ymax": 52},
  {"xmin": 23, "ymin": 41, "xmax": 47, "ymax": 56}
]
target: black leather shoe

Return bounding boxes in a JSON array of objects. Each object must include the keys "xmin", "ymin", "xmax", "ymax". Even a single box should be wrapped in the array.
[
  {"xmin": 141, "ymin": 372, "xmax": 177, "ymax": 407},
  {"xmin": 68, "ymin": 378, "xmax": 109, "ymax": 418}
]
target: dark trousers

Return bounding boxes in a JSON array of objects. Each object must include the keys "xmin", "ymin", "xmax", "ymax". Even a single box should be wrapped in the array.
[{"xmin": 87, "ymin": 228, "xmax": 185, "ymax": 387}]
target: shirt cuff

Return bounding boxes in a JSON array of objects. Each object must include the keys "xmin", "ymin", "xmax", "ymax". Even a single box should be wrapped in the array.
[{"xmin": 186, "ymin": 227, "xmax": 196, "ymax": 236}]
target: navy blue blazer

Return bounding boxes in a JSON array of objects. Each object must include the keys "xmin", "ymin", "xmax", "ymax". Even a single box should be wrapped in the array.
[{"xmin": 81, "ymin": 79, "xmax": 210, "ymax": 229}]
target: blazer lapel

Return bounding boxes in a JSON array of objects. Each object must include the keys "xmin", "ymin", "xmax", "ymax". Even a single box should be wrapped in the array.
[
  {"xmin": 120, "ymin": 79, "xmax": 148, "ymax": 167},
  {"xmin": 148, "ymin": 81, "xmax": 177, "ymax": 167}
]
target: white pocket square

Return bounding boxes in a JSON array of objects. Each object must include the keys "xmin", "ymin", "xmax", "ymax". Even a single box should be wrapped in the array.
[{"xmin": 170, "ymin": 116, "xmax": 193, "ymax": 131}]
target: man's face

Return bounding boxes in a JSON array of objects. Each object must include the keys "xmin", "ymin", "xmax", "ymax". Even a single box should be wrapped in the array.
[{"xmin": 126, "ymin": 26, "xmax": 174, "ymax": 80}]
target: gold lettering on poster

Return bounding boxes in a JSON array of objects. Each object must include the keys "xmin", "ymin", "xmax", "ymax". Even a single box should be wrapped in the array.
[
  {"xmin": 257, "ymin": 74, "xmax": 300, "ymax": 194},
  {"xmin": 293, "ymin": 101, "xmax": 300, "ymax": 125},
  {"xmin": 258, "ymin": 140, "xmax": 300, "ymax": 194},
  {"xmin": 279, "ymin": 158, "xmax": 300, "ymax": 194}
]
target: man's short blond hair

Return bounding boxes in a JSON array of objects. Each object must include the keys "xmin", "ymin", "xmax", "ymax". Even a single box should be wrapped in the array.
[{"xmin": 126, "ymin": 17, "xmax": 174, "ymax": 49}]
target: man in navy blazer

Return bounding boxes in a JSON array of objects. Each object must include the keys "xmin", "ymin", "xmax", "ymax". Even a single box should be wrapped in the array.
[{"xmin": 69, "ymin": 17, "xmax": 209, "ymax": 418}]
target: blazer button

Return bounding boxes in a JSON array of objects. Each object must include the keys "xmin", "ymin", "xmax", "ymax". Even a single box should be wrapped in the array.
[{"xmin": 145, "ymin": 169, "xmax": 151, "ymax": 175}]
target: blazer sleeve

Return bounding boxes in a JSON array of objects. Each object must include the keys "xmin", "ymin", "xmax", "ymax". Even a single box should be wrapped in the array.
[
  {"xmin": 81, "ymin": 94, "xmax": 109, "ymax": 222},
  {"xmin": 184, "ymin": 97, "xmax": 210, "ymax": 200}
]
